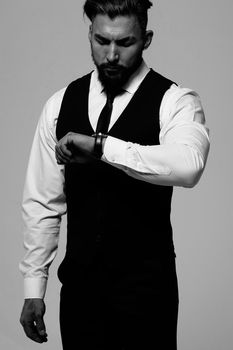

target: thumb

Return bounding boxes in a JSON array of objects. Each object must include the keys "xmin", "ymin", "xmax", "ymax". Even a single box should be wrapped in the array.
[{"xmin": 35, "ymin": 315, "xmax": 47, "ymax": 337}]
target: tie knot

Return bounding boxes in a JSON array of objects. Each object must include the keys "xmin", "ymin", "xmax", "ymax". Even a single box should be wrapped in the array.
[
  {"xmin": 105, "ymin": 88, "xmax": 124, "ymax": 103},
  {"xmin": 106, "ymin": 91, "xmax": 114, "ymax": 104},
  {"xmin": 96, "ymin": 89, "xmax": 124, "ymax": 134}
]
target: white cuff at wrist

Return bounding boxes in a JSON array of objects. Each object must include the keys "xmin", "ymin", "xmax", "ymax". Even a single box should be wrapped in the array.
[
  {"xmin": 103, "ymin": 136, "xmax": 128, "ymax": 164},
  {"xmin": 24, "ymin": 277, "xmax": 47, "ymax": 299}
]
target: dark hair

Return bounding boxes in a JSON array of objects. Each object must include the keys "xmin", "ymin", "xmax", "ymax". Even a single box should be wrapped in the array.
[{"xmin": 83, "ymin": 0, "xmax": 153, "ymax": 34}]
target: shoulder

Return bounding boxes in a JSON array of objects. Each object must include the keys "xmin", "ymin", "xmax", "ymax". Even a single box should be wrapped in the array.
[
  {"xmin": 45, "ymin": 87, "xmax": 67, "ymax": 114},
  {"xmin": 161, "ymin": 83, "xmax": 203, "ymax": 114},
  {"xmin": 149, "ymin": 69, "xmax": 202, "ymax": 105},
  {"xmin": 159, "ymin": 83, "xmax": 206, "ymax": 130},
  {"xmin": 41, "ymin": 71, "xmax": 93, "ymax": 123},
  {"xmin": 64, "ymin": 71, "xmax": 94, "ymax": 93},
  {"xmin": 38, "ymin": 87, "xmax": 67, "ymax": 137},
  {"xmin": 44, "ymin": 71, "xmax": 94, "ymax": 112}
]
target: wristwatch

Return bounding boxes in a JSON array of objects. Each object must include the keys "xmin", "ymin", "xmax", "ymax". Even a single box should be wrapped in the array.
[{"xmin": 92, "ymin": 132, "xmax": 107, "ymax": 159}]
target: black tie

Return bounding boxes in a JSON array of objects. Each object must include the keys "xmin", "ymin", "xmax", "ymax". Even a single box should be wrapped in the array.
[{"xmin": 95, "ymin": 91, "xmax": 115, "ymax": 134}]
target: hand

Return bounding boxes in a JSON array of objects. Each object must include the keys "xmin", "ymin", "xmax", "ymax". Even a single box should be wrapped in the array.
[
  {"xmin": 55, "ymin": 132, "xmax": 95, "ymax": 164},
  {"xmin": 20, "ymin": 298, "xmax": 48, "ymax": 343}
]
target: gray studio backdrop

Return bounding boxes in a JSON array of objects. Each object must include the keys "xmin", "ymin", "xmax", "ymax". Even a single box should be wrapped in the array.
[{"xmin": 1, "ymin": 0, "xmax": 232, "ymax": 349}]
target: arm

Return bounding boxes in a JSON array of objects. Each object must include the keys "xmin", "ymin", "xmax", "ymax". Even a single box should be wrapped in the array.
[
  {"xmin": 103, "ymin": 86, "xmax": 210, "ymax": 187},
  {"xmin": 19, "ymin": 89, "xmax": 67, "ymax": 342},
  {"xmin": 55, "ymin": 85, "xmax": 210, "ymax": 188}
]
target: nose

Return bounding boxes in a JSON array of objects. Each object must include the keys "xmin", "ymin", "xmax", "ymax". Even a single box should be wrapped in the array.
[{"xmin": 106, "ymin": 43, "xmax": 119, "ymax": 64}]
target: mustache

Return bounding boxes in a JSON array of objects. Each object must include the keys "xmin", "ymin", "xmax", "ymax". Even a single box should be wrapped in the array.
[{"xmin": 100, "ymin": 63, "xmax": 124, "ymax": 70}]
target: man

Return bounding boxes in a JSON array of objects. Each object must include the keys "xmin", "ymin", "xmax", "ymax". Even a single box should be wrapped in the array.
[{"xmin": 19, "ymin": 0, "xmax": 210, "ymax": 349}]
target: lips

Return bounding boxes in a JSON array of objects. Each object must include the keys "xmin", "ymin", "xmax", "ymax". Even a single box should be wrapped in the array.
[
  {"xmin": 105, "ymin": 67, "xmax": 120, "ymax": 71},
  {"xmin": 104, "ymin": 67, "xmax": 122, "ymax": 76}
]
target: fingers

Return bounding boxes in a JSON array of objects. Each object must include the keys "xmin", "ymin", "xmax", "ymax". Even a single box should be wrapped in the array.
[
  {"xmin": 55, "ymin": 133, "xmax": 74, "ymax": 165},
  {"xmin": 22, "ymin": 321, "xmax": 41, "ymax": 343},
  {"xmin": 20, "ymin": 317, "xmax": 47, "ymax": 343},
  {"xmin": 55, "ymin": 144, "xmax": 71, "ymax": 164},
  {"xmin": 55, "ymin": 132, "xmax": 95, "ymax": 165},
  {"xmin": 35, "ymin": 314, "xmax": 48, "ymax": 340},
  {"xmin": 20, "ymin": 298, "xmax": 48, "ymax": 344},
  {"xmin": 22, "ymin": 320, "xmax": 47, "ymax": 343}
]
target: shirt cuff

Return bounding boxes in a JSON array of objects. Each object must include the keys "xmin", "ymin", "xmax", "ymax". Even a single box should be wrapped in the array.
[
  {"xmin": 103, "ymin": 136, "xmax": 128, "ymax": 164},
  {"xmin": 24, "ymin": 277, "xmax": 48, "ymax": 299}
]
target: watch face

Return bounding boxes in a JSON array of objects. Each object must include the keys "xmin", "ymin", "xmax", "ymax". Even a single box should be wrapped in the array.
[{"xmin": 93, "ymin": 133, "xmax": 105, "ymax": 159}]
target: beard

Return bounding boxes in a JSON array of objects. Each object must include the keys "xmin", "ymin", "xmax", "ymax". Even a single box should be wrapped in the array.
[{"xmin": 92, "ymin": 52, "xmax": 143, "ymax": 94}]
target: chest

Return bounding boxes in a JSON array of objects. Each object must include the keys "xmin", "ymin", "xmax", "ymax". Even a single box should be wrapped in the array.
[{"xmin": 56, "ymin": 71, "xmax": 168, "ymax": 146}]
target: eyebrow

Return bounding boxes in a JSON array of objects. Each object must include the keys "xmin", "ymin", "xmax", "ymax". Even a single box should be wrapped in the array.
[{"xmin": 94, "ymin": 34, "xmax": 135, "ymax": 44}]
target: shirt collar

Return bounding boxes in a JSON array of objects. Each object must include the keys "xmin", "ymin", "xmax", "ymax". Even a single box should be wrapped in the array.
[{"xmin": 91, "ymin": 60, "xmax": 150, "ymax": 95}]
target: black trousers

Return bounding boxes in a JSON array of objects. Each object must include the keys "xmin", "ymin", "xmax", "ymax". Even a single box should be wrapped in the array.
[{"xmin": 59, "ymin": 254, "xmax": 179, "ymax": 350}]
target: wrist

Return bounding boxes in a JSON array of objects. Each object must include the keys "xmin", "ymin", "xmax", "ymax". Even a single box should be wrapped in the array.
[
  {"xmin": 92, "ymin": 133, "xmax": 108, "ymax": 159},
  {"xmin": 102, "ymin": 137, "xmax": 107, "ymax": 153}
]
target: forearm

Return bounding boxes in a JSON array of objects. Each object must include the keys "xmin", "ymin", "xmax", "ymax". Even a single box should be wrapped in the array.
[
  {"xmin": 102, "ymin": 87, "xmax": 210, "ymax": 187},
  {"xmin": 20, "ymin": 218, "xmax": 61, "ymax": 299},
  {"xmin": 20, "ymin": 182, "xmax": 64, "ymax": 298},
  {"xmin": 103, "ymin": 135, "xmax": 209, "ymax": 187},
  {"xmin": 20, "ymin": 94, "xmax": 66, "ymax": 299}
]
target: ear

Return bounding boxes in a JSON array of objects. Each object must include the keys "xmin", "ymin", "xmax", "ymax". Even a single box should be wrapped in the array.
[
  {"xmin": 143, "ymin": 30, "xmax": 154, "ymax": 50},
  {"xmin": 88, "ymin": 25, "xmax": 93, "ymax": 41}
]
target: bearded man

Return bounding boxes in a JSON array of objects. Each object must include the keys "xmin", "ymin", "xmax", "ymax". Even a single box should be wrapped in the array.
[{"xmin": 20, "ymin": 1, "xmax": 210, "ymax": 349}]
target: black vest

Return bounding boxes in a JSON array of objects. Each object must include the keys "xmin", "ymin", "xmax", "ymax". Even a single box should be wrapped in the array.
[{"xmin": 56, "ymin": 69, "xmax": 176, "ymax": 281}]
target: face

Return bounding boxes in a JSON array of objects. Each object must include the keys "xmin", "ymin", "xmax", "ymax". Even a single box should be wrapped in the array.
[{"xmin": 89, "ymin": 14, "xmax": 153, "ymax": 91}]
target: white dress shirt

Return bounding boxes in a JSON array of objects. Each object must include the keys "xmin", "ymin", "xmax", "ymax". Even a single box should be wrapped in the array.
[{"xmin": 19, "ymin": 61, "xmax": 210, "ymax": 299}]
